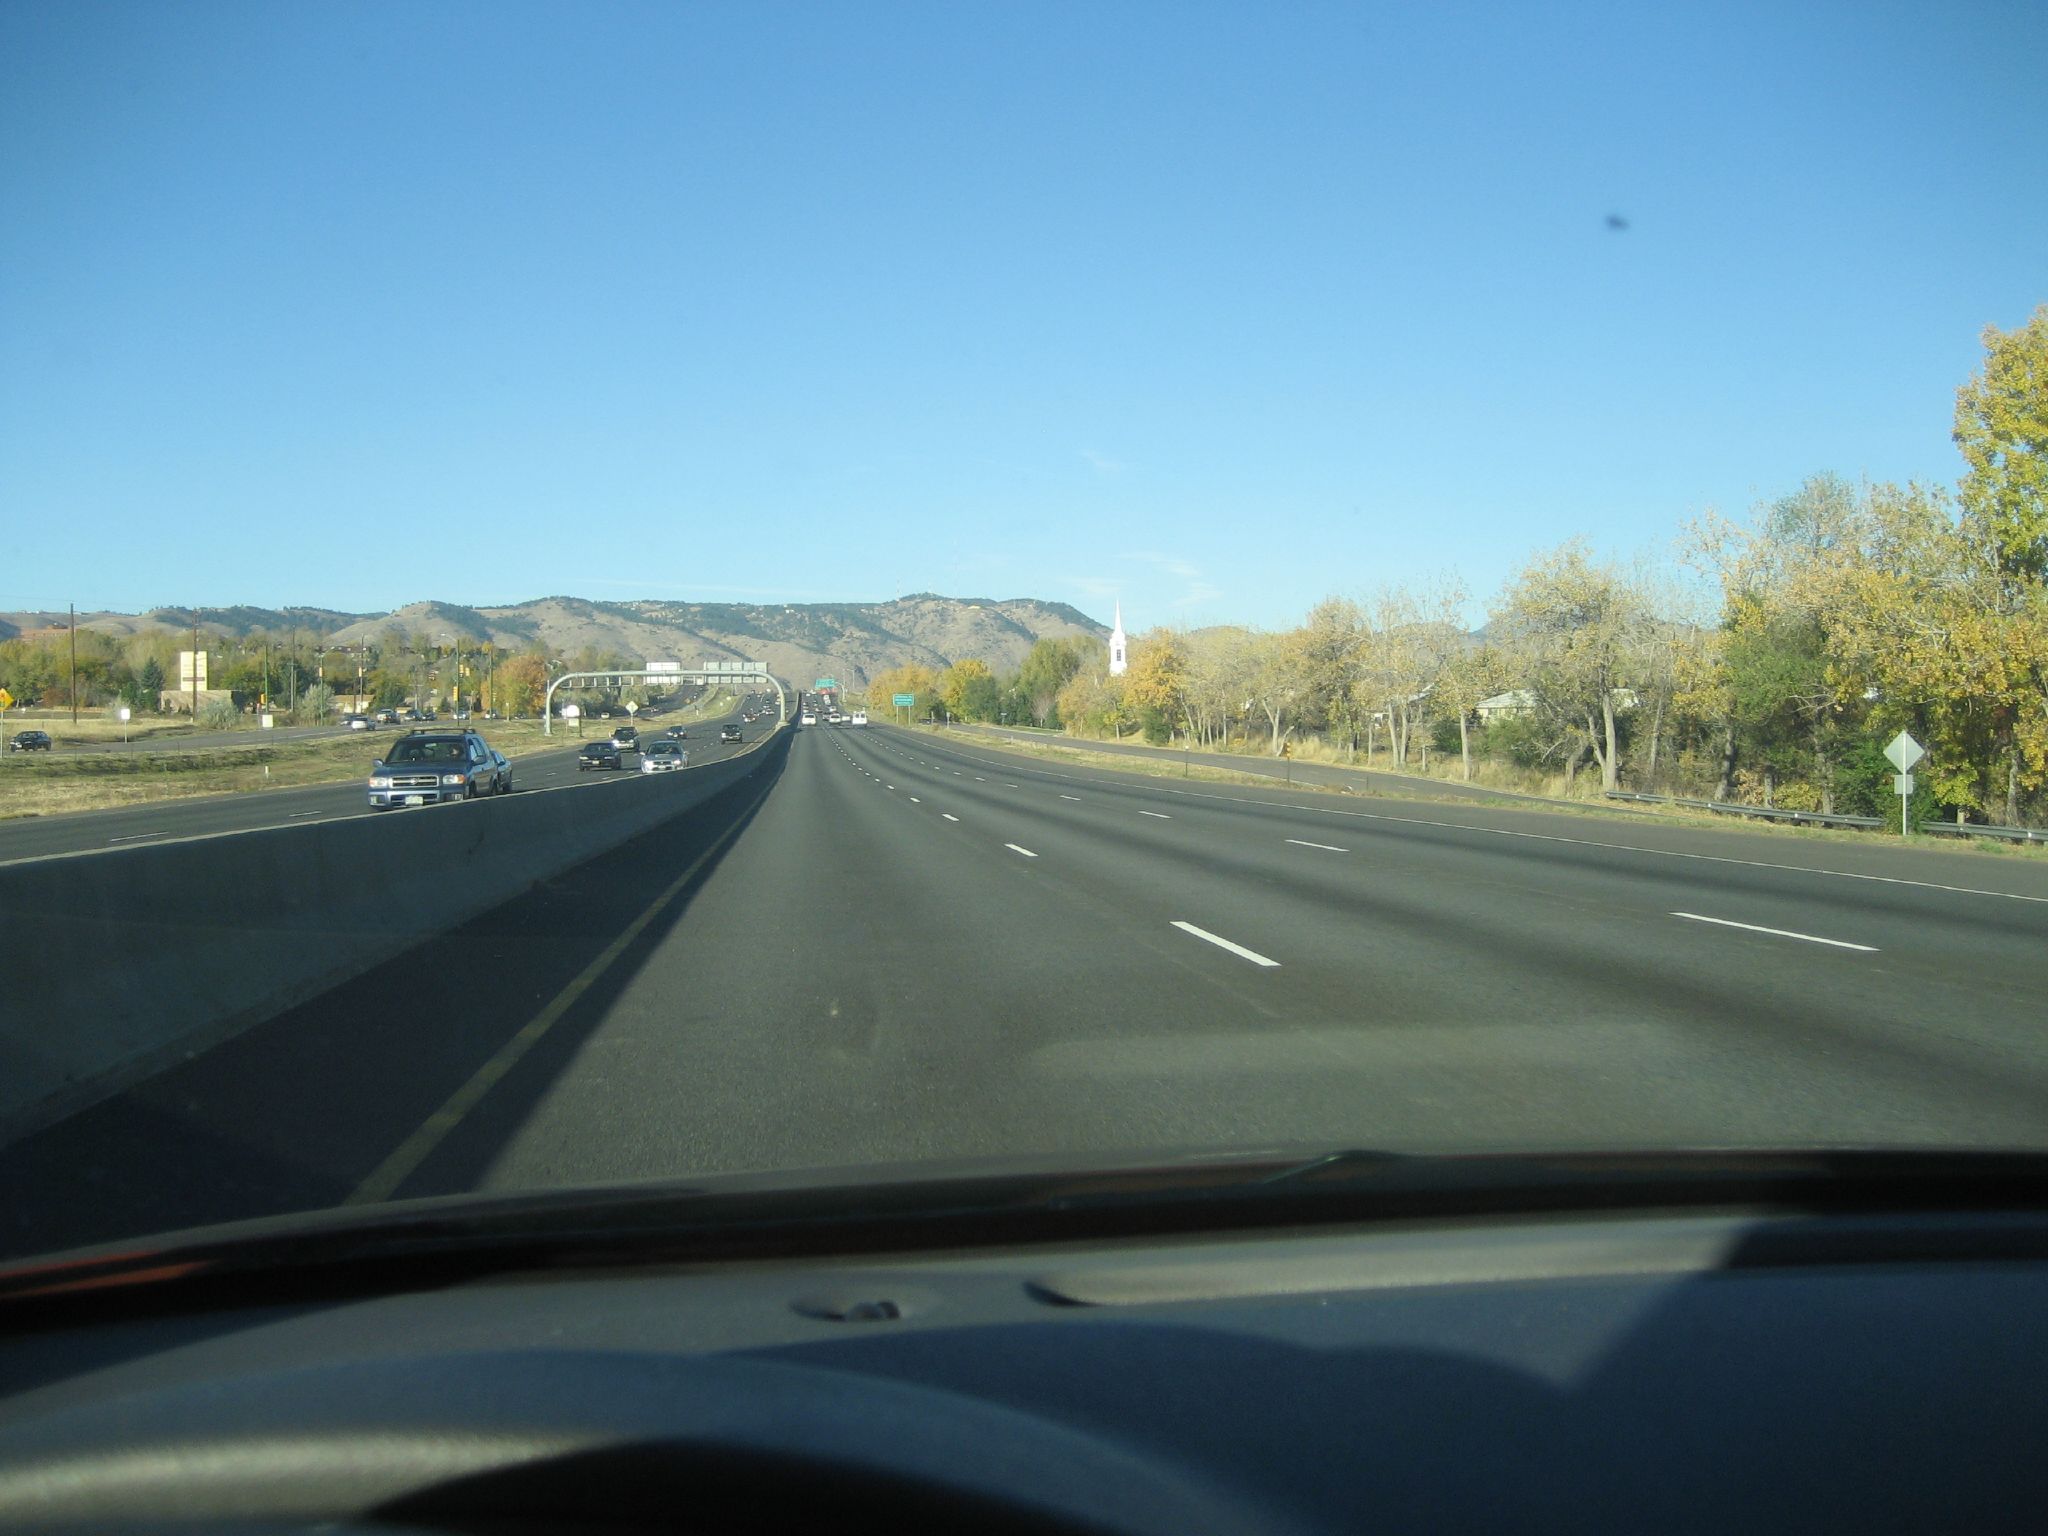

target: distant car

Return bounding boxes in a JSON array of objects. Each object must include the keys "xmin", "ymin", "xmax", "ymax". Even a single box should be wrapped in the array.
[
  {"xmin": 578, "ymin": 740, "xmax": 622, "ymax": 772},
  {"xmin": 720, "ymin": 724, "xmax": 743, "ymax": 743},
  {"xmin": 639, "ymin": 741, "xmax": 688, "ymax": 773},
  {"xmin": 800, "ymin": 712, "xmax": 817, "ymax": 726},
  {"xmin": 851, "ymin": 711, "xmax": 868, "ymax": 726},
  {"xmin": 8, "ymin": 730, "xmax": 52, "ymax": 752},
  {"xmin": 366, "ymin": 730, "xmax": 510, "ymax": 808},
  {"xmin": 610, "ymin": 724, "xmax": 639, "ymax": 751},
  {"xmin": 343, "ymin": 714, "xmax": 374, "ymax": 731},
  {"xmin": 662, "ymin": 725, "xmax": 687, "ymax": 739},
  {"xmin": 451, "ymin": 709, "xmax": 471, "ymax": 721},
  {"xmin": 374, "ymin": 708, "xmax": 400, "ymax": 725}
]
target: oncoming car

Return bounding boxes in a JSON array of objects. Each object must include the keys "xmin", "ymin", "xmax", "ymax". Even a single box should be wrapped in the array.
[
  {"xmin": 366, "ymin": 731, "xmax": 511, "ymax": 807},
  {"xmin": 639, "ymin": 740, "xmax": 688, "ymax": 773},
  {"xmin": 719, "ymin": 724, "xmax": 743, "ymax": 743},
  {"xmin": 578, "ymin": 740, "xmax": 622, "ymax": 771}
]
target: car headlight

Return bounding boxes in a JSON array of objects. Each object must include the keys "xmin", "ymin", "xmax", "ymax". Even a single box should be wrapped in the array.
[
  {"xmin": 369, "ymin": 775, "xmax": 392, "ymax": 788},
  {"xmin": 441, "ymin": 773, "xmax": 467, "ymax": 786}
]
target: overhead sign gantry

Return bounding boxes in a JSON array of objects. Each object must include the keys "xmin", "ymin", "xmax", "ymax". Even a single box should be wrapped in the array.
[{"xmin": 542, "ymin": 664, "xmax": 787, "ymax": 736}]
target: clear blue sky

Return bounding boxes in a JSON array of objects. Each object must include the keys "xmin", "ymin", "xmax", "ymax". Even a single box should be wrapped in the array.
[{"xmin": 3, "ymin": 0, "xmax": 2042, "ymax": 632}]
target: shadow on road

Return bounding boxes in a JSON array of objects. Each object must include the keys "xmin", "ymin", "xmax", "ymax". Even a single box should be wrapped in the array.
[{"xmin": 0, "ymin": 735, "xmax": 792, "ymax": 1262}]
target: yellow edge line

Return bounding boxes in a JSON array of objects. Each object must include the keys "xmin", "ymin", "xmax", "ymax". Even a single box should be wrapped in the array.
[{"xmin": 344, "ymin": 769, "xmax": 777, "ymax": 1205}]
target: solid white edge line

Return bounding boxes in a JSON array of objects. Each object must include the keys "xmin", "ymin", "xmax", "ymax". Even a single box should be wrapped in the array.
[
  {"xmin": 1285, "ymin": 838, "xmax": 1348, "ymax": 852},
  {"xmin": 1670, "ymin": 912, "xmax": 1879, "ymax": 952},
  {"xmin": 1171, "ymin": 920, "xmax": 1281, "ymax": 967},
  {"xmin": 1004, "ymin": 843, "xmax": 1038, "ymax": 857}
]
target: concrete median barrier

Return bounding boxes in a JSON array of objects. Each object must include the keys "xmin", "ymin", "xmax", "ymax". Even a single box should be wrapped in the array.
[{"xmin": 0, "ymin": 730, "xmax": 790, "ymax": 1148}]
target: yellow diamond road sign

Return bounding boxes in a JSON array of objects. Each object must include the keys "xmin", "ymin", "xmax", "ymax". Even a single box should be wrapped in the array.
[{"xmin": 0, "ymin": 687, "xmax": 13, "ymax": 710}]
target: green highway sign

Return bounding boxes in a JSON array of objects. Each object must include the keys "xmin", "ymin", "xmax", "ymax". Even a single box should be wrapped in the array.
[
  {"xmin": 815, "ymin": 678, "xmax": 838, "ymax": 690},
  {"xmin": 893, "ymin": 693, "xmax": 915, "ymax": 707}
]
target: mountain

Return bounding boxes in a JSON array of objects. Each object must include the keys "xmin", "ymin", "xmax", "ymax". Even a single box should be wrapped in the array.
[{"xmin": 8, "ymin": 595, "xmax": 1108, "ymax": 687}]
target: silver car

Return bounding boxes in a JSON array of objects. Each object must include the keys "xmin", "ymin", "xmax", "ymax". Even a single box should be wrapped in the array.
[{"xmin": 639, "ymin": 741, "xmax": 688, "ymax": 774}]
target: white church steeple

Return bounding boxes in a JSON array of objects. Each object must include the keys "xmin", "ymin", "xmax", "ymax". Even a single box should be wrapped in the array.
[{"xmin": 1108, "ymin": 601, "xmax": 1128, "ymax": 677}]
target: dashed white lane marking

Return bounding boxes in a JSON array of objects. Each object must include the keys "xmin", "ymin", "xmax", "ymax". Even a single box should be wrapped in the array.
[
  {"xmin": 1285, "ymin": 838, "xmax": 1348, "ymax": 852},
  {"xmin": 943, "ymin": 813, "xmax": 960, "ymax": 822},
  {"xmin": 1139, "ymin": 810, "xmax": 1172, "ymax": 819},
  {"xmin": 106, "ymin": 830, "xmax": 169, "ymax": 843},
  {"xmin": 1060, "ymin": 794, "xmax": 1082, "ymax": 801},
  {"xmin": 1005, "ymin": 843, "xmax": 1038, "ymax": 858},
  {"xmin": 1670, "ymin": 912, "xmax": 1879, "ymax": 952},
  {"xmin": 1171, "ymin": 921, "xmax": 1281, "ymax": 967},
  {"xmin": 909, "ymin": 796, "xmax": 920, "ymax": 803}
]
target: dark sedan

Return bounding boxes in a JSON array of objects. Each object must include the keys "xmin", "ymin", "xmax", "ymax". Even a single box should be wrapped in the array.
[
  {"xmin": 8, "ymin": 730, "xmax": 53, "ymax": 752},
  {"xmin": 578, "ymin": 740, "xmax": 623, "ymax": 771}
]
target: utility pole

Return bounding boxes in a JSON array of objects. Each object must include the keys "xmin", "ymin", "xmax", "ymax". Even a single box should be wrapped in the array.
[
  {"xmin": 69, "ymin": 604, "xmax": 78, "ymax": 724},
  {"xmin": 190, "ymin": 616, "xmax": 199, "ymax": 721}
]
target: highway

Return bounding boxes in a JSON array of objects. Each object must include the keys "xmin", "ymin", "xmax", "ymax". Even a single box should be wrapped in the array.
[
  {"xmin": 3, "ymin": 718, "xmax": 2046, "ymax": 1260},
  {"xmin": 0, "ymin": 709, "xmax": 772, "ymax": 866}
]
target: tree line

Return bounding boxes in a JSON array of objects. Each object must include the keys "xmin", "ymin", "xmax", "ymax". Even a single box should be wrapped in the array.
[
  {"xmin": 0, "ymin": 622, "xmax": 655, "ymax": 724},
  {"xmin": 881, "ymin": 306, "xmax": 2048, "ymax": 828}
]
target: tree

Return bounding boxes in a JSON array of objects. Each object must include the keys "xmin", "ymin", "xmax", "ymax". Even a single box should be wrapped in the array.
[
  {"xmin": 1124, "ymin": 630, "xmax": 1194, "ymax": 741},
  {"xmin": 1055, "ymin": 666, "xmax": 1135, "ymax": 739},
  {"xmin": 1954, "ymin": 304, "xmax": 2048, "ymax": 583},
  {"xmin": 1491, "ymin": 542, "xmax": 1646, "ymax": 792},
  {"xmin": 1432, "ymin": 645, "xmax": 1507, "ymax": 781},
  {"xmin": 1246, "ymin": 631, "xmax": 1308, "ymax": 755},
  {"xmin": 294, "ymin": 683, "xmax": 336, "ymax": 723},
  {"xmin": 1357, "ymin": 581, "xmax": 1465, "ymax": 769},
  {"xmin": 866, "ymin": 663, "xmax": 942, "ymax": 719},
  {"xmin": 940, "ymin": 658, "xmax": 1000, "ymax": 722},
  {"xmin": 1016, "ymin": 638, "xmax": 1089, "ymax": 728},
  {"xmin": 1295, "ymin": 597, "xmax": 1366, "ymax": 750},
  {"xmin": 494, "ymin": 653, "xmax": 547, "ymax": 716}
]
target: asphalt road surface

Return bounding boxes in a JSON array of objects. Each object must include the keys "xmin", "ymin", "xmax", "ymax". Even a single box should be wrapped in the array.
[
  {"xmin": 3, "ymin": 719, "xmax": 2046, "ymax": 1260},
  {"xmin": 0, "ymin": 711, "xmax": 772, "ymax": 866}
]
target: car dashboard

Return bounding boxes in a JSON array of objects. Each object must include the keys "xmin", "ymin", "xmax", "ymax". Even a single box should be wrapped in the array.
[{"xmin": 1, "ymin": 1160, "xmax": 2045, "ymax": 1533}]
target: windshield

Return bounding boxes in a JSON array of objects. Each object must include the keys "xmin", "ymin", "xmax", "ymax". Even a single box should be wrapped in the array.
[
  {"xmin": 383, "ymin": 738, "xmax": 468, "ymax": 765},
  {"xmin": 1, "ymin": 2, "xmax": 2044, "ymax": 1264}
]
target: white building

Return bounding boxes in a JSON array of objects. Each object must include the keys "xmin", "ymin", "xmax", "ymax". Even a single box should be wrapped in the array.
[{"xmin": 1108, "ymin": 602, "xmax": 1128, "ymax": 677}]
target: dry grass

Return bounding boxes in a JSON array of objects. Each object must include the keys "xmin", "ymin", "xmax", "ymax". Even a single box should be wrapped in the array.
[{"xmin": 932, "ymin": 727, "xmax": 2048, "ymax": 862}]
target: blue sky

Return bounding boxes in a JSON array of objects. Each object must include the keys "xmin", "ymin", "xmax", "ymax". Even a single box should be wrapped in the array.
[{"xmin": 3, "ymin": 0, "xmax": 2043, "ymax": 632}]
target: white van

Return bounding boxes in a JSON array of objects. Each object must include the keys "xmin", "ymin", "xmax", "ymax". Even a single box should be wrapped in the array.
[{"xmin": 850, "ymin": 711, "xmax": 868, "ymax": 726}]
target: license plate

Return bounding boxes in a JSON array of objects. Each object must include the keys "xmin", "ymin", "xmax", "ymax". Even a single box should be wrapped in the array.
[{"xmin": 404, "ymin": 794, "xmax": 425, "ymax": 806}]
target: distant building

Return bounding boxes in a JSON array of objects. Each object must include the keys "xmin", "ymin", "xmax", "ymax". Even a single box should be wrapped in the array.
[
  {"xmin": 1474, "ymin": 689, "xmax": 1539, "ymax": 721},
  {"xmin": 1108, "ymin": 603, "xmax": 1128, "ymax": 677},
  {"xmin": 1474, "ymin": 687, "xmax": 1637, "ymax": 722}
]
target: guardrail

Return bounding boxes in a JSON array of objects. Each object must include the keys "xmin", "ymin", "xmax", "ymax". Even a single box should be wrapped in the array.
[
  {"xmin": 1604, "ymin": 791, "xmax": 1883, "ymax": 829},
  {"xmin": 1915, "ymin": 820, "xmax": 2048, "ymax": 843}
]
